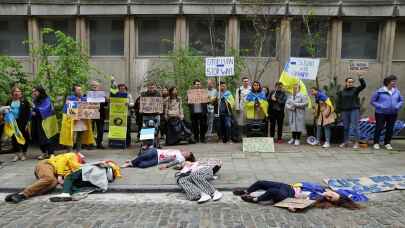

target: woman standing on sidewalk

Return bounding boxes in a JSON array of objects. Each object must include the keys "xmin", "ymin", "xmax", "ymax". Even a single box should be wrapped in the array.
[
  {"xmin": 370, "ymin": 75, "xmax": 403, "ymax": 150},
  {"xmin": 6, "ymin": 86, "xmax": 31, "ymax": 161},
  {"xmin": 286, "ymin": 84, "xmax": 308, "ymax": 146},
  {"xmin": 176, "ymin": 159, "xmax": 223, "ymax": 203},
  {"xmin": 337, "ymin": 76, "xmax": 366, "ymax": 149}
]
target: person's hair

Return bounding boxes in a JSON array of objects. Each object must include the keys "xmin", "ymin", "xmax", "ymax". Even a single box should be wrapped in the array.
[
  {"xmin": 314, "ymin": 196, "xmax": 363, "ymax": 210},
  {"xmin": 252, "ymin": 81, "xmax": 262, "ymax": 93},
  {"xmin": 118, "ymin": 84, "xmax": 128, "ymax": 91},
  {"xmin": 311, "ymin": 86, "xmax": 318, "ymax": 91},
  {"xmin": 275, "ymin": 82, "xmax": 283, "ymax": 87},
  {"xmin": 33, "ymin": 86, "xmax": 48, "ymax": 102},
  {"xmin": 212, "ymin": 165, "xmax": 221, "ymax": 174},
  {"xmin": 220, "ymin": 81, "xmax": 226, "ymax": 85},
  {"xmin": 72, "ymin": 84, "xmax": 81, "ymax": 93},
  {"xmin": 146, "ymin": 81, "xmax": 156, "ymax": 86},
  {"xmin": 241, "ymin": 77, "xmax": 249, "ymax": 81},
  {"xmin": 345, "ymin": 77, "xmax": 353, "ymax": 82},
  {"xmin": 168, "ymin": 86, "xmax": 178, "ymax": 99},
  {"xmin": 193, "ymin": 79, "xmax": 201, "ymax": 85},
  {"xmin": 186, "ymin": 152, "xmax": 196, "ymax": 162},
  {"xmin": 11, "ymin": 86, "xmax": 22, "ymax": 97},
  {"xmin": 383, "ymin": 75, "xmax": 398, "ymax": 86}
]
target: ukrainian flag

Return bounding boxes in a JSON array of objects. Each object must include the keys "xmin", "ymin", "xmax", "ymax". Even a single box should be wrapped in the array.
[
  {"xmin": 279, "ymin": 62, "xmax": 312, "ymax": 108},
  {"xmin": 3, "ymin": 112, "xmax": 26, "ymax": 145},
  {"xmin": 244, "ymin": 91, "xmax": 268, "ymax": 119},
  {"xmin": 221, "ymin": 90, "xmax": 235, "ymax": 110},
  {"xmin": 315, "ymin": 90, "xmax": 335, "ymax": 113}
]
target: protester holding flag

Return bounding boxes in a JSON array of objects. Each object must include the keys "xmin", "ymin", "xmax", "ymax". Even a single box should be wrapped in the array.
[
  {"xmin": 337, "ymin": 76, "xmax": 366, "ymax": 149},
  {"xmin": 4, "ymin": 86, "xmax": 31, "ymax": 162},
  {"xmin": 310, "ymin": 87, "xmax": 336, "ymax": 148},
  {"xmin": 286, "ymin": 84, "xmax": 309, "ymax": 146},
  {"xmin": 244, "ymin": 81, "xmax": 268, "ymax": 120},
  {"xmin": 216, "ymin": 82, "xmax": 235, "ymax": 143},
  {"xmin": 370, "ymin": 75, "xmax": 403, "ymax": 150},
  {"xmin": 31, "ymin": 86, "xmax": 59, "ymax": 160},
  {"xmin": 60, "ymin": 85, "xmax": 95, "ymax": 153}
]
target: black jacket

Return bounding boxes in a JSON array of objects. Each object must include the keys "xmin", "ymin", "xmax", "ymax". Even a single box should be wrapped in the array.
[
  {"xmin": 268, "ymin": 90, "xmax": 287, "ymax": 113},
  {"xmin": 337, "ymin": 78, "xmax": 366, "ymax": 111}
]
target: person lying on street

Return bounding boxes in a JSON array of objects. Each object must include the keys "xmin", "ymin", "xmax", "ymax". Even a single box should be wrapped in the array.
[
  {"xmin": 121, "ymin": 147, "xmax": 195, "ymax": 169},
  {"xmin": 50, "ymin": 160, "xmax": 121, "ymax": 202},
  {"xmin": 176, "ymin": 159, "xmax": 223, "ymax": 204},
  {"xmin": 233, "ymin": 180, "xmax": 367, "ymax": 212},
  {"xmin": 5, "ymin": 152, "xmax": 86, "ymax": 203}
]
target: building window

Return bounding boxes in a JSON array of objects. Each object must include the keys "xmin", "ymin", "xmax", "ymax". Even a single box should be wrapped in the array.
[
  {"xmin": 291, "ymin": 19, "xmax": 328, "ymax": 58},
  {"xmin": 0, "ymin": 18, "xmax": 28, "ymax": 56},
  {"xmin": 39, "ymin": 18, "xmax": 76, "ymax": 45},
  {"xmin": 342, "ymin": 21, "xmax": 379, "ymax": 59},
  {"xmin": 138, "ymin": 19, "xmax": 175, "ymax": 56},
  {"xmin": 394, "ymin": 22, "xmax": 405, "ymax": 60},
  {"xmin": 239, "ymin": 20, "xmax": 277, "ymax": 57},
  {"xmin": 189, "ymin": 19, "xmax": 226, "ymax": 56},
  {"xmin": 90, "ymin": 18, "xmax": 124, "ymax": 56}
]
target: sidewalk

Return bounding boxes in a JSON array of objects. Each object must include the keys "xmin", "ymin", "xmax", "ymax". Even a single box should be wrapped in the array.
[{"xmin": 1, "ymin": 139, "xmax": 405, "ymax": 193}]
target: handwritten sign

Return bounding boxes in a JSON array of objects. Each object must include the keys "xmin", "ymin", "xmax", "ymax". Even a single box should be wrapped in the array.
[
  {"xmin": 87, "ymin": 91, "xmax": 106, "ymax": 103},
  {"xmin": 242, "ymin": 137, "xmax": 275, "ymax": 153},
  {"xmin": 286, "ymin": 57, "xmax": 320, "ymax": 81},
  {"xmin": 140, "ymin": 97, "xmax": 163, "ymax": 114},
  {"xmin": 274, "ymin": 198, "xmax": 316, "ymax": 209},
  {"xmin": 187, "ymin": 89, "xmax": 209, "ymax": 104},
  {"xmin": 325, "ymin": 175, "xmax": 405, "ymax": 194},
  {"xmin": 205, "ymin": 57, "xmax": 234, "ymax": 77},
  {"xmin": 108, "ymin": 97, "xmax": 128, "ymax": 140},
  {"xmin": 67, "ymin": 102, "xmax": 100, "ymax": 120},
  {"xmin": 350, "ymin": 62, "xmax": 369, "ymax": 75}
]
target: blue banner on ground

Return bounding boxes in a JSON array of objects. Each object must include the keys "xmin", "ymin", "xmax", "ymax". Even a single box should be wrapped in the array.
[{"xmin": 324, "ymin": 175, "xmax": 405, "ymax": 194}]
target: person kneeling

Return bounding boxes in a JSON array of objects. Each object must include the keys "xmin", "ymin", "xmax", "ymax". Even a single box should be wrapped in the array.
[{"xmin": 5, "ymin": 152, "xmax": 85, "ymax": 203}]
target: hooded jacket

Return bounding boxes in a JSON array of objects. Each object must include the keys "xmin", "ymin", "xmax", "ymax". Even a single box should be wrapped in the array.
[{"xmin": 370, "ymin": 87, "xmax": 403, "ymax": 115}]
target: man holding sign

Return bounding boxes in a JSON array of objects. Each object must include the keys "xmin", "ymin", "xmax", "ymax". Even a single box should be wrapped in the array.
[{"xmin": 188, "ymin": 80, "xmax": 208, "ymax": 143}]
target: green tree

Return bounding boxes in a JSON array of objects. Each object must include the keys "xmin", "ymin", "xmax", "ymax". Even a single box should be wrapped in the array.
[{"xmin": 0, "ymin": 55, "xmax": 31, "ymax": 105}]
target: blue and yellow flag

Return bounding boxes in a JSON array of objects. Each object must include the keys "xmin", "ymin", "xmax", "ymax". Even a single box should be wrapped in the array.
[
  {"xmin": 279, "ymin": 63, "xmax": 312, "ymax": 108},
  {"xmin": 3, "ymin": 112, "xmax": 25, "ymax": 145},
  {"xmin": 315, "ymin": 90, "xmax": 335, "ymax": 113},
  {"xmin": 244, "ymin": 91, "xmax": 268, "ymax": 119},
  {"xmin": 221, "ymin": 90, "xmax": 235, "ymax": 110}
]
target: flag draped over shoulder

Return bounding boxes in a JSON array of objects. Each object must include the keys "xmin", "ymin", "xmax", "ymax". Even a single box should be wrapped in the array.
[
  {"xmin": 220, "ymin": 90, "xmax": 235, "ymax": 110},
  {"xmin": 279, "ymin": 62, "xmax": 312, "ymax": 108},
  {"xmin": 315, "ymin": 90, "xmax": 335, "ymax": 113},
  {"xmin": 244, "ymin": 91, "xmax": 269, "ymax": 119},
  {"xmin": 4, "ymin": 112, "xmax": 25, "ymax": 145}
]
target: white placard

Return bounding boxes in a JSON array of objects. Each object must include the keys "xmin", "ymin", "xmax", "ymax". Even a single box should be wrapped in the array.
[
  {"xmin": 286, "ymin": 57, "xmax": 320, "ymax": 81},
  {"xmin": 87, "ymin": 91, "xmax": 106, "ymax": 103},
  {"xmin": 205, "ymin": 57, "xmax": 234, "ymax": 77}
]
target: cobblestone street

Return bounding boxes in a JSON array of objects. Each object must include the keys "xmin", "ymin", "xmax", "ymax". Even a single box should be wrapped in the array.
[{"xmin": 1, "ymin": 191, "xmax": 405, "ymax": 228}]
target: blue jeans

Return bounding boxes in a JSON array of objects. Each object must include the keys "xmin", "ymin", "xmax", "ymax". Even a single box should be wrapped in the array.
[
  {"xmin": 342, "ymin": 109, "xmax": 360, "ymax": 143},
  {"xmin": 220, "ymin": 115, "xmax": 232, "ymax": 143},
  {"xmin": 316, "ymin": 125, "xmax": 331, "ymax": 143},
  {"xmin": 131, "ymin": 148, "xmax": 158, "ymax": 168}
]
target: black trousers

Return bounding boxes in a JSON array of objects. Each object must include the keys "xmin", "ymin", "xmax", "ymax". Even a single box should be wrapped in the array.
[
  {"xmin": 191, "ymin": 113, "xmax": 207, "ymax": 142},
  {"xmin": 93, "ymin": 119, "xmax": 105, "ymax": 147},
  {"xmin": 292, "ymin": 132, "xmax": 301, "ymax": 140},
  {"xmin": 126, "ymin": 116, "xmax": 132, "ymax": 147},
  {"xmin": 374, "ymin": 113, "xmax": 397, "ymax": 145},
  {"xmin": 269, "ymin": 111, "xmax": 284, "ymax": 140},
  {"xmin": 246, "ymin": 180, "xmax": 295, "ymax": 203}
]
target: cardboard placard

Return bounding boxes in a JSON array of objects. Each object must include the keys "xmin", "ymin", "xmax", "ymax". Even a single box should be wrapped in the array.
[
  {"xmin": 187, "ymin": 89, "xmax": 209, "ymax": 104},
  {"xmin": 350, "ymin": 62, "xmax": 369, "ymax": 75},
  {"xmin": 67, "ymin": 101, "xmax": 100, "ymax": 120},
  {"xmin": 242, "ymin": 137, "xmax": 275, "ymax": 153},
  {"xmin": 274, "ymin": 198, "xmax": 316, "ymax": 209},
  {"xmin": 140, "ymin": 96, "xmax": 163, "ymax": 114},
  {"xmin": 108, "ymin": 97, "xmax": 128, "ymax": 140},
  {"xmin": 87, "ymin": 91, "xmax": 106, "ymax": 103}
]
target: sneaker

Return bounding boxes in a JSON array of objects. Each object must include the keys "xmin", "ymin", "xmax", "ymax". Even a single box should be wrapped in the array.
[
  {"xmin": 197, "ymin": 193, "xmax": 211, "ymax": 204},
  {"xmin": 20, "ymin": 153, "xmax": 26, "ymax": 161},
  {"xmin": 50, "ymin": 193, "xmax": 72, "ymax": 202},
  {"xmin": 294, "ymin": 140, "xmax": 300, "ymax": 146},
  {"xmin": 96, "ymin": 145, "xmax": 105, "ymax": 149},
  {"xmin": 232, "ymin": 188, "xmax": 247, "ymax": 196},
  {"xmin": 37, "ymin": 154, "xmax": 50, "ymax": 160},
  {"xmin": 277, "ymin": 139, "xmax": 284, "ymax": 144},
  {"xmin": 373, "ymin": 144, "xmax": 380, "ymax": 150},
  {"xmin": 212, "ymin": 191, "xmax": 223, "ymax": 201},
  {"xmin": 352, "ymin": 143, "xmax": 359, "ymax": 149},
  {"xmin": 71, "ymin": 192, "xmax": 89, "ymax": 201},
  {"xmin": 384, "ymin": 144, "xmax": 393, "ymax": 150},
  {"xmin": 339, "ymin": 143, "xmax": 347, "ymax": 148},
  {"xmin": 322, "ymin": 142, "xmax": 330, "ymax": 148},
  {"xmin": 9, "ymin": 193, "xmax": 26, "ymax": 204},
  {"xmin": 12, "ymin": 155, "xmax": 20, "ymax": 162},
  {"xmin": 241, "ymin": 195, "xmax": 258, "ymax": 203},
  {"xmin": 288, "ymin": 139, "xmax": 295, "ymax": 145}
]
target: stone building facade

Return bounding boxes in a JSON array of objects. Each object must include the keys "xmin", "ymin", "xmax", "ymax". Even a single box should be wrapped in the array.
[{"xmin": 1, "ymin": 0, "xmax": 405, "ymax": 115}]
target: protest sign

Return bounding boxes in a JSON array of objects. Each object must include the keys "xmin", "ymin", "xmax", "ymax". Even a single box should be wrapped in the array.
[
  {"xmin": 108, "ymin": 97, "xmax": 128, "ymax": 140},
  {"xmin": 187, "ymin": 89, "xmax": 209, "ymax": 104},
  {"xmin": 87, "ymin": 91, "xmax": 106, "ymax": 103},
  {"xmin": 274, "ymin": 198, "xmax": 316, "ymax": 209},
  {"xmin": 286, "ymin": 57, "xmax": 320, "ymax": 81},
  {"xmin": 67, "ymin": 101, "xmax": 100, "ymax": 120},
  {"xmin": 242, "ymin": 137, "xmax": 275, "ymax": 153},
  {"xmin": 350, "ymin": 62, "xmax": 369, "ymax": 75},
  {"xmin": 205, "ymin": 57, "xmax": 234, "ymax": 77},
  {"xmin": 140, "ymin": 97, "xmax": 163, "ymax": 114},
  {"xmin": 324, "ymin": 175, "xmax": 405, "ymax": 194}
]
